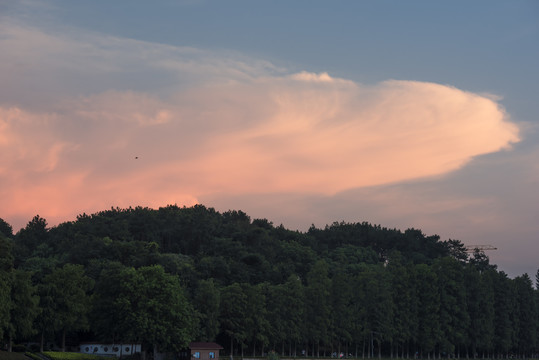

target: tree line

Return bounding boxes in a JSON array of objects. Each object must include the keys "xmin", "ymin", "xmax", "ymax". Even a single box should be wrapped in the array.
[{"xmin": 0, "ymin": 205, "xmax": 538, "ymax": 359}]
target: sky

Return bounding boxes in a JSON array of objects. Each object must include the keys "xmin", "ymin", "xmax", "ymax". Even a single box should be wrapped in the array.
[{"xmin": 1, "ymin": 0, "xmax": 538, "ymax": 278}]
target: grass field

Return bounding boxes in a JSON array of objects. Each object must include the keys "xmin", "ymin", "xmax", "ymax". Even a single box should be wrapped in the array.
[{"xmin": 42, "ymin": 352, "xmax": 111, "ymax": 360}]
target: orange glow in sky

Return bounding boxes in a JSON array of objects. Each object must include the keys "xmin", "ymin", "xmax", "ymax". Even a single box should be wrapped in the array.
[{"xmin": 0, "ymin": 75, "xmax": 519, "ymax": 229}]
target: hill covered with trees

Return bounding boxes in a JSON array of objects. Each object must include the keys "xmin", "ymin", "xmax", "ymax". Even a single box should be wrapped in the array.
[{"xmin": 0, "ymin": 205, "xmax": 538, "ymax": 359}]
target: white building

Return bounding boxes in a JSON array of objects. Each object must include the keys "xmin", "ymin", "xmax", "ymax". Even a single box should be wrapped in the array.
[{"xmin": 79, "ymin": 343, "xmax": 141, "ymax": 357}]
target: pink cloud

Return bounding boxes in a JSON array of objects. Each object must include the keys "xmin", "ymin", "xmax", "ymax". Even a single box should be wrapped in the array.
[
  {"xmin": 0, "ymin": 76, "xmax": 520, "ymax": 230},
  {"xmin": 0, "ymin": 23, "xmax": 521, "ymax": 230}
]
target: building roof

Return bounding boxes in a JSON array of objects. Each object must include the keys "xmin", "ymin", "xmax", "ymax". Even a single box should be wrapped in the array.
[{"xmin": 189, "ymin": 342, "xmax": 224, "ymax": 350}]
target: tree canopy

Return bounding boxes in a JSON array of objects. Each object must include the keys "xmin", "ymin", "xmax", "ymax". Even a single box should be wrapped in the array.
[{"xmin": 0, "ymin": 205, "xmax": 537, "ymax": 359}]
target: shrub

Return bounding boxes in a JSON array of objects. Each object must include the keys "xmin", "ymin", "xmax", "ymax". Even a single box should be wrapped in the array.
[{"xmin": 267, "ymin": 350, "xmax": 280, "ymax": 360}]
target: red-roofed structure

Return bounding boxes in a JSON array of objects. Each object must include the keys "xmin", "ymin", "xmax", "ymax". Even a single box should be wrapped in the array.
[{"xmin": 189, "ymin": 342, "xmax": 223, "ymax": 360}]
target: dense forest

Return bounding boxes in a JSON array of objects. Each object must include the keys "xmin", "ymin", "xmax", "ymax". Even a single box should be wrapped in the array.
[{"xmin": 0, "ymin": 205, "xmax": 538, "ymax": 359}]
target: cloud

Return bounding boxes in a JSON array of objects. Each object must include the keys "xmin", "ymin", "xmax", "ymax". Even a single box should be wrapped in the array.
[
  {"xmin": 290, "ymin": 71, "xmax": 337, "ymax": 82},
  {"xmin": 0, "ymin": 21, "xmax": 520, "ymax": 230}
]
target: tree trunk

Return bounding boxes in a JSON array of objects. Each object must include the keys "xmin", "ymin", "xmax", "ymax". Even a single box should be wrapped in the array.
[
  {"xmin": 40, "ymin": 330, "xmax": 45, "ymax": 353},
  {"xmin": 141, "ymin": 344, "xmax": 147, "ymax": 360},
  {"xmin": 62, "ymin": 328, "xmax": 66, "ymax": 352},
  {"xmin": 230, "ymin": 337, "xmax": 234, "ymax": 360},
  {"xmin": 8, "ymin": 333, "xmax": 12, "ymax": 352},
  {"xmin": 288, "ymin": 341, "xmax": 291, "ymax": 357},
  {"xmin": 362, "ymin": 337, "xmax": 366, "ymax": 359}
]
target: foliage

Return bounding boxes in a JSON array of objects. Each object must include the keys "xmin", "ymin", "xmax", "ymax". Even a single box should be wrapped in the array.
[
  {"xmin": 194, "ymin": 278, "xmax": 221, "ymax": 341},
  {"xmin": 267, "ymin": 350, "xmax": 280, "ymax": 360},
  {"xmin": 0, "ymin": 234, "xmax": 12, "ymax": 340},
  {"xmin": 92, "ymin": 264, "xmax": 196, "ymax": 353},
  {"xmin": 0, "ymin": 206, "xmax": 537, "ymax": 358},
  {"xmin": 39, "ymin": 264, "xmax": 94, "ymax": 351},
  {"xmin": 6, "ymin": 269, "xmax": 40, "ymax": 347}
]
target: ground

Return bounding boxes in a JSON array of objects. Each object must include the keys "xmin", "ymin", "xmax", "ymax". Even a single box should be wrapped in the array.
[{"xmin": 0, "ymin": 350, "xmax": 28, "ymax": 360}]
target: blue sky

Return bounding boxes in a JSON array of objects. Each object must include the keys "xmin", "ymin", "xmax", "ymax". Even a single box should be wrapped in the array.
[{"xmin": 1, "ymin": 0, "xmax": 538, "ymax": 278}]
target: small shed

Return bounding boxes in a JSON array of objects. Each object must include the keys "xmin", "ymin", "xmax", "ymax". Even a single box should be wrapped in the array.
[{"xmin": 189, "ymin": 342, "xmax": 223, "ymax": 360}]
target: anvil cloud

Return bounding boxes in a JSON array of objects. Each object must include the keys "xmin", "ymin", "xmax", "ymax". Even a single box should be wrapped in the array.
[{"xmin": 0, "ymin": 22, "xmax": 520, "ymax": 230}]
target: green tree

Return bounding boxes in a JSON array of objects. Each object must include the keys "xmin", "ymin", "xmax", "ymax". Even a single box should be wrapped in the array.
[
  {"xmin": 91, "ymin": 262, "xmax": 133, "ymax": 343},
  {"xmin": 136, "ymin": 265, "xmax": 197, "ymax": 357},
  {"xmin": 6, "ymin": 270, "xmax": 39, "ymax": 351},
  {"xmin": 442, "ymin": 239, "xmax": 468, "ymax": 263},
  {"xmin": 242, "ymin": 283, "xmax": 269, "ymax": 356},
  {"xmin": 41, "ymin": 264, "xmax": 94, "ymax": 351},
  {"xmin": 357, "ymin": 265, "xmax": 394, "ymax": 359},
  {"xmin": 348, "ymin": 274, "xmax": 368, "ymax": 358},
  {"xmin": 330, "ymin": 272, "xmax": 353, "ymax": 357},
  {"xmin": 94, "ymin": 264, "xmax": 196, "ymax": 357},
  {"xmin": 473, "ymin": 268, "xmax": 495, "ymax": 356},
  {"xmin": 536, "ymin": 269, "xmax": 539, "ymax": 355},
  {"xmin": 414, "ymin": 264, "xmax": 441, "ymax": 357},
  {"xmin": 491, "ymin": 271, "xmax": 513, "ymax": 356},
  {"xmin": 387, "ymin": 251, "xmax": 417, "ymax": 358},
  {"xmin": 36, "ymin": 276, "xmax": 55, "ymax": 352},
  {"xmin": 266, "ymin": 274, "xmax": 304, "ymax": 356},
  {"xmin": 304, "ymin": 260, "xmax": 331, "ymax": 356},
  {"xmin": 14, "ymin": 215, "xmax": 49, "ymax": 265},
  {"xmin": 434, "ymin": 257, "xmax": 470, "ymax": 356},
  {"xmin": 282, "ymin": 275, "xmax": 304, "ymax": 355},
  {"xmin": 513, "ymin": 274, "xmax": 537, "ymax": 356},
  {"xmin": 0, "ymin": 218, "xmax": 13, "ymax": 238},
  {"xmin": 220, "ymin": 282, "xmax": 249, "ymax": 358},
  {"xmin": 194, "ymin": 279, "xmax": 221, "ymax": 341},
  {"xmin": 468, "ymin": 250, "xmax": 496, "ymax": 273},
  {"xmin": 0, "ymin": 233, "xmax": 13, "ymax": 342},
  {"xmin": 263, "ymin": 283, "xmax": 284, "ymax": 352},
  {"xmin": 0, "ymin": 272, "xmax": 10, "ymax": 343}
]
